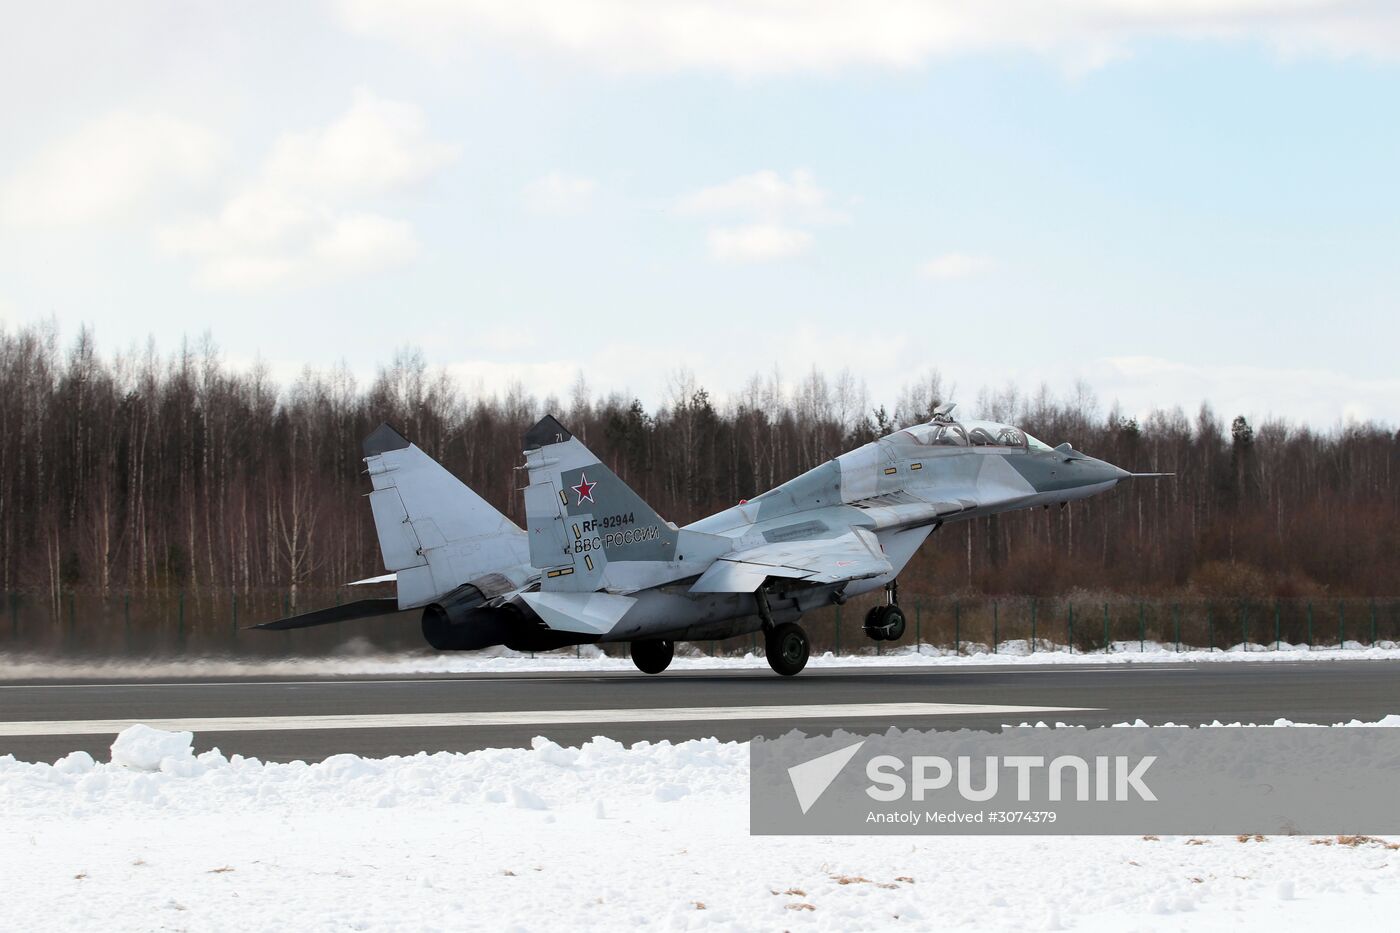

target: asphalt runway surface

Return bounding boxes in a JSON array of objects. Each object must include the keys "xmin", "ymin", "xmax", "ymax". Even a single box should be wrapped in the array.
[{"xmin": 3, "ymin": 659, "xmax": 1398, "ymax": 762}]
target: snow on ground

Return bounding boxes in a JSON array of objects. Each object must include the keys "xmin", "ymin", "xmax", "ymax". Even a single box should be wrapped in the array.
[
  {"xmin": 3, "ymin": 721, "xmax": 1399, "ymax": 931},
  {"xmin": 4, "ymin": 639, "xmax": 1400, "ymax": 680}
]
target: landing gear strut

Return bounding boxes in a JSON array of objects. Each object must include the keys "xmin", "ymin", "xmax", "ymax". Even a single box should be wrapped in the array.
[
  {"xmin": 864, "ymin": 580, "xmax": 907, "ymax": 642},
  {"xmin": 630, "ymin": 638, "xmax": 674, "ymax": 674}
]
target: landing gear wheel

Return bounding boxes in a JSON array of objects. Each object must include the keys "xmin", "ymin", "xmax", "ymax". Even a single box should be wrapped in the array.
[
  {"xmin": 630, "ymin": 639, "xmax": 674, "ymax": 674},
  {"xmin": 765, "ymin": 622, "xmax": 810, "ymax": 677},
  {"xmin": 863, "ymin": 605, "xmax": 907, "ymax": 642}
]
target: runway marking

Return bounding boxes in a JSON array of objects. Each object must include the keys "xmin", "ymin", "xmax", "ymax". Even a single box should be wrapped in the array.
[
  {"xmin": 0, "ymin": 666, "xmax": 1190, "ymax": 690},
  {"xmin": 0, "ymin": 702, "xmax": 1099, "ymax": 737}
]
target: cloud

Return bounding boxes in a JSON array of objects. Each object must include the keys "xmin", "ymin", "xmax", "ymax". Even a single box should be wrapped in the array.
[
  {"xmin": 707, "ymin": 224, "xmax": 813, "ymax": 262},
  {"xmin": 0, "ymin": 112, "xmax": 220, "ymax": 227},
  {"xmin": 334, "ymin": 1, "xmax": 1400, "ymax": 76},
  {"xmin": 676, "ymin": 169, "xmax": 844, "ymax": 225},
  {"xmin": 161, "ymin": 90, "xmax": 456, "ymax": 289},
  {"xmin": 919, "ymin": 251, "xmax": 996, "ymax": 280},
  {"xmin": 264, "ymin": 90, "xmax": 459, "ymax": 195},
  {"xmin": 522, "ymin": 172, "xmax": 598, "ymax": 213},
  {"xmin": 676, "ymin": 169, "xmax": 844, "ymax": 262}
]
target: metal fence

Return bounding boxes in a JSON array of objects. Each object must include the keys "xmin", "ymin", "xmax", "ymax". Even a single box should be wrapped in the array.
[{"xmin": 2, "ymin": 588, "xmax": 1397, "ymax": 660}]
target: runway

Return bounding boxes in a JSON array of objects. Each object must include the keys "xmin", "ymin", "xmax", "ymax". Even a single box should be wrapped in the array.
[{"xmin": 2, "ymin": 659, "xmax": 1398, "ymax": 762}]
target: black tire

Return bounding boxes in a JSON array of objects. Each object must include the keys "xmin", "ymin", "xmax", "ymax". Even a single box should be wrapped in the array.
[
  {"xmin": 765, "ymin": 622, "xmax": 809, "ymax": 676},
  {"xmin": 863, "ymin": 605, "xmax": 884, "ymax": 640},
  {"xmin": 630, "ymin": 638, "xmax": 674, "ymax": 674},
  {"xmin": 863, "ymin": 604, "xmax": 906, "ymax": 642}
]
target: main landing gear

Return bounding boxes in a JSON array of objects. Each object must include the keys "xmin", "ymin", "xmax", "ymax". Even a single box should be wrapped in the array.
[
  {"xmin": 765, "ymin": 622, "xmax": 810, "ymax": 676},
  {"xmin": 756, "ymin": 588, "xmax": 810, "ymax": 676},
  {"xmin": 630, "ymin": 638, "xmax": 674, "ymax": 674},
  {"xmin": 864, "ymin": 580, "xmax": 907, "ymax": 642}
]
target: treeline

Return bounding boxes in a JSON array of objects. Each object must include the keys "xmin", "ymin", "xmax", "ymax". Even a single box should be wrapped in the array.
[{"xmin": 1, "ymin": 322, "xmax": 1396, "ymax": 610}]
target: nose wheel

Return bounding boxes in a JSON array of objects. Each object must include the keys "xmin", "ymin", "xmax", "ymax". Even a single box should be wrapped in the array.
[{"xmin": 864, "ymin": 581, "xmax": 907, "ymax": 642}]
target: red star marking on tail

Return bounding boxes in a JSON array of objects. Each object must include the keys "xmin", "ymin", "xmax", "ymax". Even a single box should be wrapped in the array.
[{"xmin": 572, "ymin": 472, "xmax": 597, "ymax": 505}]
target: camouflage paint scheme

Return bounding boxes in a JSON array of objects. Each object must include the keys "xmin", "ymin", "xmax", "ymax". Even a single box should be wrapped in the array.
[{"xmin": 344, "ymin": 406, "xmax": 1135, "ymax": 651}]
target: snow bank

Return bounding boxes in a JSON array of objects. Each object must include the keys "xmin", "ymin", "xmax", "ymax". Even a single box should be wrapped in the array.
[
  {"xmin": 2, "ymin": 722, "xmax": 1399, "ymax": 930},
  {"xmin": 4, "ymin": 639, "xmax": 1399, "ymax": 680},
  {"xmin": 108, "ymin": 723, "xmax": 195, "ymax": 772}
]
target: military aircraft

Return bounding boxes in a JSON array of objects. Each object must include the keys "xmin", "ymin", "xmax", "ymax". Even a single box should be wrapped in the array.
[{"xmin": 257, "ymin": 404, "xmax": 1158, "ymax": 676}]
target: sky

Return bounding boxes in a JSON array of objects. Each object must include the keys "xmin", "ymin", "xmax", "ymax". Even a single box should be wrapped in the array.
[{"xmin": 1, "ymin": 1, "xmax": 1398, "ymax": 426}]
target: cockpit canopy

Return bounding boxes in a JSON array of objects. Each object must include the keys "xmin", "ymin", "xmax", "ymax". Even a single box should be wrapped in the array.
[{"xmin": 895, "ymin": 418, "xmax": 1052, "ymax": 451}]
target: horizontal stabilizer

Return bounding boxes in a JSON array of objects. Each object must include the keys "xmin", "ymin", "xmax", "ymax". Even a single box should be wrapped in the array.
[
  {"xmin": 250, "ymin": 598, "xmax": 402, "ymax": 631},
  {"xmin": 346, "ymin": 572, "xmax": 397, "ymax": 586}
]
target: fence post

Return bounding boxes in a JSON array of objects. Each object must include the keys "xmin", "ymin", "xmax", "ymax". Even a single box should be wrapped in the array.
[
  {"xmin": 835, "ymin": 605, "xmax": 841, "ymax": 657},
  {"xmin": 1030, "ymin": 598, "xmax": 1037, "ymax": 654},
  {"xmin": 1173, "ymin": 603, "xmax": 1180, "ymax": 653},
  {"xmin": 178, "ymin": 590, "xmax": 186, "ymax": 645},
  {"xmin": 1241, "ymin": 603, "xmax": 1249, "ymax": 652},
  {"xmin": 124, "ymin": 592, "xmax": 131, "ymax": 651},
  {"xmin": 1207, "ymin": 606, "xmax": 1213, "ymax": 652},
  {"xmin": 9, "ymin": 592, "xmax": 16, "ymax": 640},
  {"xmin": 1370, "ymin": 600, "xmax": 1376, "ymax": 648},
  {"xmin": 1274, "ymin": 603, "xmax": 1280, "ymax": 651},
  {"xmin": 1067, "ymin": 603, "xmax": 1074, "ymax": 655},
  {"xmin": 1138, "ymin": 602, "xmax": 1144, "ymax": 653},
  {"xmin": 993, "ymin": 601, "xmax": 999, "ymax": 655},
  {"xmin": 1102, "ymin": 603, "xmax": 1109, "ymax": 654},
  {"xmin": 1339, "ymin": 601, "xmax": 1345, "ymax": 649},
  {"xmin": 954, "ymin": 600, "xmax": 960, "ymax": 654},
  {"xmin": 1306, "ymin": 601, "xmax": 1312, "ymax": 650},
  {"xmin": 232, "ymin": 592, "xmax": 238, "ymax": 637},
  {"xmin": 915, "ymin": 601, "xmax": 922, "ymax": 655}
]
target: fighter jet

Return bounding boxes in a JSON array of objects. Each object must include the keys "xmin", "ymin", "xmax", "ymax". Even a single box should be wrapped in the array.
[{"xmin": 257, "ymin": 404, "xmax": 1157, "ymax": 676}]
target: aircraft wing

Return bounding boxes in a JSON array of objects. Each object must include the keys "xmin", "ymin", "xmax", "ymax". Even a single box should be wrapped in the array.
[{"xmin": 689, "ymin": 528, "xmax": 891, "ymax": 593}]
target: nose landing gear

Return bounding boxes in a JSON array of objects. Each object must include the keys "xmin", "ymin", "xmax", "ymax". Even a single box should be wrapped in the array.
[{"xmin": 864, "ymin": 580, "xmax": 907, "ymax": 642}]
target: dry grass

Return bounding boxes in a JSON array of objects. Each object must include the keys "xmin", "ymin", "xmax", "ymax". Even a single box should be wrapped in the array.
[
  {"xmin": 1311, "ymin": 835, "xmax": 1400, "ymax": 849},
  {"xmin": 1236, "ymin": 834, "xmax": 1265, "ymax": 843},
  {"xmin": 1185, "ymin": 839, "xmax": 1209, "ymax": 846},
  {"xmin": 785, "ymin": 903, "xmax": 816, "ymax": 912},
  {"xmin": 1141, "ymin": 834, "xmax": 1160, "ymax": 842},
  {"xmin": 207, "ymin": 866, "xmax": 234, "ymax": 874},
  {"xmin": 895, "ymin": 876, "xmax": 915, "ymax": 883},
  {"xmin": 832, "ymin": 875, "xmax": 871, "ymax": 885},
  {"xmin": 692, "ymin": 901, "xmax": 706, "ymax": 910}
]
